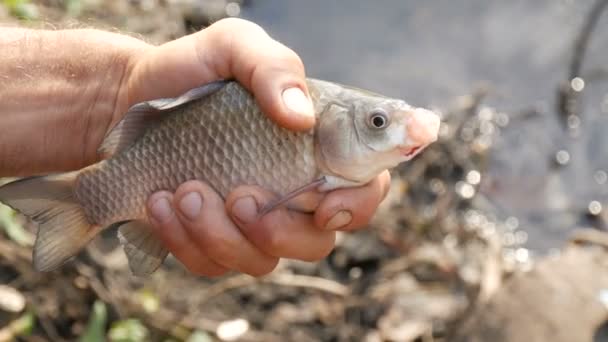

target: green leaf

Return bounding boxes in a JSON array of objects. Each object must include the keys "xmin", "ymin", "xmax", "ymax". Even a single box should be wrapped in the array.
[
  {"xmin": 2, "ymin": 0, "xmax": 38, "ymax": 20},
  {"xmin": 79, "ymin": 301, "xmax": 108, "ymax": 342},
  {"xmin": 12, "ymin": 311, "xmax": 35, "ymax": 337},
  {"xmin": 108, "ymin": 319, "xmax": 149, "ymax": 342},
  {"xmin": 0, "ymin": 311, "xmax": 36, "ymax": 341},
  {"xmin": 0, "ymin": 203, "xmax": 33, "ymax": 247},
  {"xmin": 2, "ymin": 0, "xmax": 24, "ymax": 8},
  {"xmin": 63, "ymin": 0, "xmax": 82, "ymax": 16},
  {"xmin": 186, "ymin": 330, "xmax": 213, "ymax": 342}
]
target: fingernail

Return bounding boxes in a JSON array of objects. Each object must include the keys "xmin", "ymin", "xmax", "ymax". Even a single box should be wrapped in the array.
[
  {"xmin": 232, "ymin": 196, "xmax": 258, "ymax": 224},
  {"xmin": 282, "ymin": 87, "xmax": 314, "ymax": 118},
  {"xmin": 179, "ymin": 192, "xmax": 202, "ymax": 220},
  {"xmin": 325, "ymin": 210, "xmax": 352, "ymax": 230},
  {"xmin": 150, "ymin": 197, "xmax": 173, "ymax": 224}
]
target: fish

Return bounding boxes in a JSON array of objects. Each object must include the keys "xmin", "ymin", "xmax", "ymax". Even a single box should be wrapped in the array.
[{"xmin": 0, "ymin": 78, "xmax": 440, "ymax": 276}]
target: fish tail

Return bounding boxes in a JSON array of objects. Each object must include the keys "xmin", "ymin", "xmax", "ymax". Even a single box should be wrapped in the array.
[{"xmin": 0, "ymin": 171, "xmax": 100, "ymax": 272}]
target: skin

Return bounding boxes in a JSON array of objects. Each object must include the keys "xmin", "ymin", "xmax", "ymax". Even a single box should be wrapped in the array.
[{"xmin": 0, "ymin": 18, "xmax": 391, "ymax": 277}]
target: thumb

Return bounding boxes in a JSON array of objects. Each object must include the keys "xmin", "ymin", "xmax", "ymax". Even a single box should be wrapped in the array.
[{"xmin": 126, "ymin": 18, "xmax": 315, "ymax": 132}]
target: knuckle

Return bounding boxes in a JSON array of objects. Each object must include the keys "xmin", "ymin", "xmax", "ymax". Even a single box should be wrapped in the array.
[
  {"xmin": 300, "ymin": 235, "xmax": 336, "ymax": 262},
  {"xmin": 348, "ymin": 214, "xmax": 373, "ymax": 233},
  {"xmin": 267, "ymin": 233, "xmax": 290, "ymax": 256},
  {"xmin": 204, "ymin": 268, "xmax": 229, "ymax": 278},
  {"xmin": 201, "ymin": 229, "xmax": 240, "ymax": 266},
  {"xmin": 265, "ymin": 233, "xmax": 285, "ymax": 256},
  {"xmin": 212, "ymin": 17, "xmax": 266, "ymax": 37},
  {"xmin": 179, "ymin": 214, "xmax": 204, "ymax": 235},
  {"xmin": 257, "ymin": 219, "xmax": 286, "ymax": 255},
  {"xmin": 262, "ymin": 48, "xmax": 304, "ymax": 74},
  {"xmin": 282, "ymin": 49, "xmax": 304, "ymax": 68},
  {"xmin": 340, "ymin": 221, "xmax": 367, "ymax": 232},
  {"xmin": 353, "ymin": 204, "xmax": 375, "ymax": 222},
  {"xmin": 208, "ymin": 243, "xmax": 238, "ymax": 267},
  {"xmin": 185, "ymin": 261, "xmax": 228, "ymax": 277},
  {"xmin": 202, "ymin": 269, "xmax": 229, "ymax": 278},
  {"xmin": 246, "ymin": 258, "xmax": 279, "ymax": 277}
]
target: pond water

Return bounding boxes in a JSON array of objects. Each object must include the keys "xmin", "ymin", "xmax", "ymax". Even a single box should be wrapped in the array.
[{"xmin": 240, "ymin": 0, "xmax": 608, "ymax": 251}]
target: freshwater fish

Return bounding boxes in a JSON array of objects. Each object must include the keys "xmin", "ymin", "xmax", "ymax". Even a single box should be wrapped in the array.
[{"xmin": 0, "ymin": 78, "xmax": 440, "ymax": 275}]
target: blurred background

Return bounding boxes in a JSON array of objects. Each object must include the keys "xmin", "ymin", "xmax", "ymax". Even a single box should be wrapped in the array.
[{"xmin": 1, "ymin": 0, "xmax": 608, "ymax": 341}]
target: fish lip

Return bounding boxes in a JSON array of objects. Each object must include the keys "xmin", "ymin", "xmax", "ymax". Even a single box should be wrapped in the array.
[{"xmin": 398, "ymin": 145, "xmax": 422, "ymax": 157}]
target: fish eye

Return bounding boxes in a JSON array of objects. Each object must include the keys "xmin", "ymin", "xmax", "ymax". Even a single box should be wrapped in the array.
[{"xmin": 369, "ymin": 109, "xmax": 389, "ymax": 129}]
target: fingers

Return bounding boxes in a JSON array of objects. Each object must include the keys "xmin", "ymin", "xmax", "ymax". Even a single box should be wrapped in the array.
[
  {"xmin": 146, "ymin": 191, "xmax": 229, "ymax": 277},
  {"xmin": 225, "ymin": 186, "xmax": 336, "ymax": 262},
  {"xmin": 147, "ymin": 170, "xmax": 390, "ymax": 277},
  {"xmin": 146, "ymin": 172, "xmax": 389, "ymax": 277},
  {"xmin": 127, "ymin": 17, "xmax": 314, "ymax": 132},
  {"xmin": 146, "ymin": 182, "xmax": 279, "ymax": 277},
  {"xmin": 314, "ymin": 170, "xmax": 391, "ymax": 232}
]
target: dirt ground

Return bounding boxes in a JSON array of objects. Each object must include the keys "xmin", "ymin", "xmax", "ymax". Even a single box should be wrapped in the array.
[{"xmin": 1, "ymin": 1, "xmax": 607, "ymax": 341}]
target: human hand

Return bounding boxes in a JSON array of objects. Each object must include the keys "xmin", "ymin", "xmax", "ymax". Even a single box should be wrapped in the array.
[{"xmin": 127, "ymin": 18, "xmax": 391, "ymax": 277}]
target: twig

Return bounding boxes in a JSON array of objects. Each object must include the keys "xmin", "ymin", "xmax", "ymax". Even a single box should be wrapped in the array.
[
  {"xmin": 0, "ymin": 237, "xmax": 32, "ymax": 263},
  {"xmin": 74, "ymin": 262, "xmax": 126, "ymax": 317},
  {"xmin": 0, "ymin": 238, "xmax": 37, "ymax": 283},
  {"xmin": 569, "ymin": 228, "xmax": 608, "ymax": 248},
  {"xmin": 129, "ymin": 298, "xmax": 282, "ymax": 342},
  {"xmin": 569, "ymin": 0, "xmax": 608, "ymax": 80},
  {"xmin": 37, "ymin": 313, "xmax": 67, "ymax": 342},
  {"xmin": 197, "ymin": 272, "xmax": 350, "ymax": 304},
  {"xmin": 477, "ymin": 233, "xmax": 503, "ymax": 303},
  {"xmin": 266, "ymin": 273, "xmax": 350, "ymax": 296},
  {"xmin": 558, "ymin": 0, "xmax": 608, "ymax": 127}
]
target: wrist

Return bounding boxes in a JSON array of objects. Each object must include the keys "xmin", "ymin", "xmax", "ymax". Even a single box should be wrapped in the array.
[
  {"xmin": 54, "ymin": 29, "xmax": 152, "ymax": 136},
  {"xmin": 42, "ymin": 29, "xmax": 152, "ymax": 166},
  {"xmin": 0, "ymin": 28, "xmax": 151, "ymax": 175}
]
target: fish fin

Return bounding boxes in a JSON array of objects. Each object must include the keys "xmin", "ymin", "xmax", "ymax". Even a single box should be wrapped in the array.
[
  {"xmin": 146, "ymin": 80, "xmax": 229, "ymax": 110},
  {"xmin": 98, "ymin": 103, "xmax": 164, "ymax": 158},
  {"xmin": 98, "ymin": 80, "xmax": 229, "ymax": 158},
  {"xmin": 0, "ymin": 172, "xmax": 100, "ymax": 272},
  {"xmin": 259, "ymin": 178, "xmax": 327, "ymax": 216},
  {"xmin": 117, "ymin": 220, "xmax": 168, "ymax": 276}
]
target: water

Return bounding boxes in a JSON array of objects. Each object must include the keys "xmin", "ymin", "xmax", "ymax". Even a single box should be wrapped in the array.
[{"xmin": 240, "ymin": 0, "xmax": 608, "ymax": 251}]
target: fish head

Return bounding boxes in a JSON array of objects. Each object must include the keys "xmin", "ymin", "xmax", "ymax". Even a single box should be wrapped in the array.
[{"xmin": 315, "ymin": 93, "xmax": 440, "ymax": 185}]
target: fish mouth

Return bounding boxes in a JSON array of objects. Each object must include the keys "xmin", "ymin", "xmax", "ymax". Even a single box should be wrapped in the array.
[{"xmin": 399, "ymin": 145, "xmax": 422, "ymax": 157}]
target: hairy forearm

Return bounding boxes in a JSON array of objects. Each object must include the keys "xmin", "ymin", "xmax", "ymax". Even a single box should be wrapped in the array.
[{"xmin": 0, "ymin": 28, "xmax": 150, "ymax": 176}]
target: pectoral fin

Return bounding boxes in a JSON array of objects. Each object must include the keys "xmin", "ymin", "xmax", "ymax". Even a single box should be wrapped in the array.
[
  {"xmin": 258, "ymin": 178, "xmax": 327, "ymax": 216},
  {"xmin": 117, "ymin": 220, "xmax": 169, "ymax": 276}
]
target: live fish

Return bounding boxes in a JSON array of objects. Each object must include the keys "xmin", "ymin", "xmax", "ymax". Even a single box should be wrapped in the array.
[{"xmin": 0, "ymin": 78, "xmax": 440, "ymax": 275}]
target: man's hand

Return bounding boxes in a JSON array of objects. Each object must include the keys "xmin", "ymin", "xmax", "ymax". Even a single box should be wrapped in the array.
[
  {"xmin": 129, "ymin": 18, "xmax": 391, "ymax": 277},
  {"xmin": 0, "ymin": 18, "xmax": 390, "ymax": 277}
]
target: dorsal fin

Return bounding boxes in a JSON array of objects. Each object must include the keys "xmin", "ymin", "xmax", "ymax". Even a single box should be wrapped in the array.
[
  {"xmin": 98, "ymin": 80, "xmax": 229, "ymax": 158},
  {"xmin": 98, "ymin": 103, "xmax": 163, "ymax": 158},
  {"xmin": 147, "ymin": 80, "xmax": 228, "ymax": 110}
]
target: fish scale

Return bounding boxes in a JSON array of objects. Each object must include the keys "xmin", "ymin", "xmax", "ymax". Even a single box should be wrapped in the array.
[{"xmin": 75, "ymin": 82, "xmax": 318, "ymax": 227}]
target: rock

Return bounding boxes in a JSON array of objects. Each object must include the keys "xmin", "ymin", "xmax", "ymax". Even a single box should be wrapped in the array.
[{"xmin": 450, "ymin": 232, "xmax": 608, "ymax": 342}]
